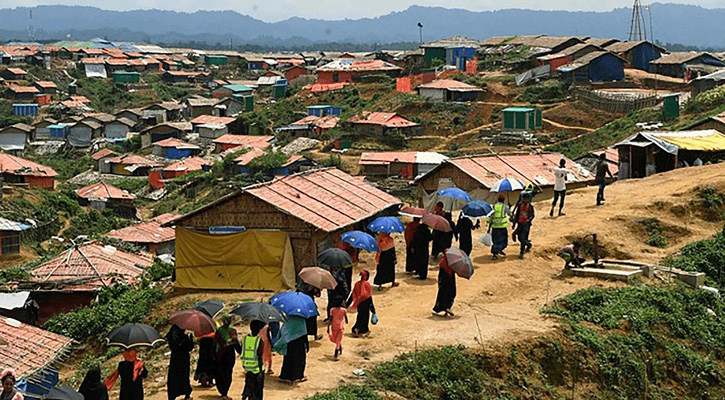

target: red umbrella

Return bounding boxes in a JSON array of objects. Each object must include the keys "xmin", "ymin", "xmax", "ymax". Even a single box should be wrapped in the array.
[
  {"xmin": 170, "ymin": 310, "xmax": 216, "ymax": 335},
  {"xmin": 299, "ymin": 267, "xmax": 338, "ymax": 290},
  {"xmin": 399, "ymin": 206, "xmax": 427, "ymax": 218},
  {"xmin": 422, "ymin": 214, "xmax": 452, "ymax": 232},
  {"xmin": 445, "ymin": 247, "xmax": 474, "ymax": 279}
]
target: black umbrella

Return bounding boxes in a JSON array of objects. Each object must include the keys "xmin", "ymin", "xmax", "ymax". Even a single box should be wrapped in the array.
[
  {"xmin": 231, "ymin": 302, "xmax": 286, "ymax": 323},
  {"xmin": 192, "ymin": 300, "xmax": 225, "ymax": 319},
  {"xmin": 45, "ymin": 386, "xmax": 83, "ymax": 400},
  {"xmin": 107, "ymin": 323, "xmax": 164, "ymax": 349},
  {"xmin": 317, "ymin": 248, "xmax": 353, "ymax": 270}
]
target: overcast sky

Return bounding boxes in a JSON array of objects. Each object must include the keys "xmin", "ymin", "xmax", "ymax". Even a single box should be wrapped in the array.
[{"xmin": 8, "ymin": 1, "xmax": 722, "ymax": 22}]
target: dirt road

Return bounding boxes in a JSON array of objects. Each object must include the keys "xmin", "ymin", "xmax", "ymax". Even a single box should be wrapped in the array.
[{"xmin": 134, "ymin": 164, "xmax": 725, "ymax": 400}]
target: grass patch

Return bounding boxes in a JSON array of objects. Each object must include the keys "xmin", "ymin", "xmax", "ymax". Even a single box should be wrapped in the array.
[
  {"xmin": 518, "ymin": 81, "xmax": 566, "ymax": 104},
  {"xmin": 664, "ymin": 228, "xmax": 725, "ymax": 290},
  {"xmin": 306, "ymin": 385, "xmax": 381, "ymax": 400},
  {"xmin": 105, "ymin": 176, "xmax": 149, "ymax": 193},
  {"xmin": 31, "ymin": 153, "xmax": 93, "ymax": 181},
  {"xmin": 638, "ymin": 217, "xmax": 667, "ymax": 248}
]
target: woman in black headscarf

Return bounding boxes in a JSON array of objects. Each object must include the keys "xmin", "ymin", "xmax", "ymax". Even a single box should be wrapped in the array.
[
  {"xmin": 78, "ymin": 365, "xmax": 109, "ymax": 400},
  {"xmin": 194, "ymin": 331, "xmax": 216, "ymax": 387},
  {"xmin": 166, "ymin": 324, "xmax": 194, "ymax": 400}
]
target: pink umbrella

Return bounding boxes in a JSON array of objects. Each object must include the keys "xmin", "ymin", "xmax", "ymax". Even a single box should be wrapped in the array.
[
  {"xmin": 422, "ymin": 214, "xmax": 452, "ymax": 232},
  {"xmin": 299, "ymin": 267, "xmax": 338, "ymax": 290},
  {"xmin": 445, "ymin": 247, "xmax": 474, "ymax": 279},
  {"xmin": 399, "ymin": 206, "xmax": 427, "ymax": 218},
  {"xmin": 170, "ymin": 310, "xmax": 216, "ymax": 335}
]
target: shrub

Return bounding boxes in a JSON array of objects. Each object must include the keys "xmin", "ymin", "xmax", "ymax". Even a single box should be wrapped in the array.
[
  {"xmin": 146, "ymin": 258, "xmax": 174, "ymax": 281},
  {"xmin": 664, "ymin": 229, "xmax": 725, "ymax": 290},
  {"xmin": 518, "ymin": 81, "xmax": 566, "ymax": 103},
  {"xmin": 306, "ymin": 385, "xmax": 381, "ymax": 400},
  {"xmin": 63, "ymin": 209, "xmax": 133, "ymax": 240},
  {"xmin": 247, "ymin": 151, "xmax": 289, "ymax": 173},
  {"xmin": 105, "ymin": 177, "xmax": 149, "ymax": 193},
  {"xmin": 43, "ymin": 281, "xmax": 164, "ymax": 341},
  {"xmin": 381, "ymin": 129, "xmax": 407, "ymax": 149},
  {"xmin": 638, "ymin": 218, "xmax": 667, "ymax": 248},
  {"xmin": 691, "ymin": 186, "xmax": 725, "ymax": 221}
]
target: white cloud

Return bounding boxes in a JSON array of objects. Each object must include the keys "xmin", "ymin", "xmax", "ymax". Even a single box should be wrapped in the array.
[{"xmin": 7, "ymin": 0, "xmax": 722, "ymax": 22}]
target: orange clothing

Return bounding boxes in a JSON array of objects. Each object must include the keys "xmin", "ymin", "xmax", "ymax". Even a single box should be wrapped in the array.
[
  {"xmin": 376, "ymin": 233, "xmax": 395, "ymax": 263},
  {"xmin": 328, "ymin": 307, "xmax": 347, "ymax": 350},
  {"xmin": 259, "ymin": 325, "xmax": 273, "ymax": 371}
]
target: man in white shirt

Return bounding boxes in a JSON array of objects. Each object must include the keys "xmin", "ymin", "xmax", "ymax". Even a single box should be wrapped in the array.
[{"xmin": 550, "ymin": 158, "xmax": 568, "ymax": 217}]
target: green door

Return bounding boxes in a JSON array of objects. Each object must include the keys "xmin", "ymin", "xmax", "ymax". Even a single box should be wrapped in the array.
[
  {"xmin": 503, "ymin": 111, "xmax": 514, "ymax": 129},
  {"xmin": 515, "ymin": 111, "xmax": 527, "ymax": 130}
]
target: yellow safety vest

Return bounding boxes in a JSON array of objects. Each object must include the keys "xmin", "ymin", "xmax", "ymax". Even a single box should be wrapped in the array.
[
  {"xmin": 240, "ymin": 335, "xmax": 261, "ymax": 374},
  {"xmin": 490, "ymin": 203, "xmax": 508, "ymax": 229}
]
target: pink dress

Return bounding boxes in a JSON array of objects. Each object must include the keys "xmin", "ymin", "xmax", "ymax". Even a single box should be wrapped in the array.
[
  {"xmin": 328, "ymin": 307, "xmax": 347, "ymax": 350},
  {"xmin": 259, "ymin": 325, "xmax": 273, "ymax": 371}
]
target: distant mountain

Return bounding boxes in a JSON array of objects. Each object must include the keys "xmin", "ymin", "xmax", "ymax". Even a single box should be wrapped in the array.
[{"xmin": 0, "ymin": 3, "xmax": 724, "ymax": 49}]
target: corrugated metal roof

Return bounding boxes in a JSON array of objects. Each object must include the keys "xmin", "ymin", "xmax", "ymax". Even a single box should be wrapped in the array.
[
  {"xmin": 234, "ymin": 149, "xmax": 267, "ymax": 166},
  {"xmin": 163, "ymin": 156, "xmax": 210, "ymax": 172},
  {"xmin": 418, "ymin": 79, "xmax": 482, "ymax": 91},
  {"xmin": 77, "ymin": 181, "xmax": 135, "ymax": 200},
  {"xmin": 0, "ymin": 318, "xmax": 73, "ymax": 381},
  {"xmin": 650, "ymin": 52, "xmax": 721, "ymax": 65},
  {"xmin": 289, "ymin": 115, "xmax": 339, "ymax": 130},
  {"xmin": 171, "ymin": 168, "xmax": 402, "ymax": 233},
  {"xmin": 415, "ymin": 152, "xmax": 449, "ymax": 164},
  {"xmin": 35, "ymin": 81, "xmax": 57, "ymax": 88},
  {"xmin": 359, "ymin": 152, "xmax": 417, "ymax": 165},
  {"xmin": 190, "ymin": 115, "xmax": 236, "ymax": 125},
  {"xmin": 8, "ymin": 86, "xmax": 39, "ymax": 93},
  {"xmin": 0, "ymin": 217, "xmax": 30, "ymax": 232},
  {"xmin": 0, "ymin": 153, "xmax": 57, "ymax": 177},
  {"xmin": 213, "ymin": 134, "xmax": 275, "ymax": 149},
  {"xmin": 106, "ymin": 154, "xmax": 162, "ymax": 167},
  {"xmin": 421, "ymin": 35, "xmax": 482, "ymax": 48},
  {"xmin": 6, "ymin": 67, "xmax": 27, "ymax": 74},
  {"xmin": 107, "ymin": 216, "xmax": 177, "ymax": 244},
  {"xmin": 348, "ymin": 112, "xmax": 418, "ymax": 128},
  {"xmin": 417, "ymin": 153, "xmax": 593, "ymax": 189},
  {"xmin": 153, "ymin": 138, "xmax": 200, "ymax": 149},
  {"xmin": 91, "ymin": 148, "xmax": 119, "ymax": 160},
  {"xmin": 28, "ymin": 243, "xmax": 152, "ymax": 291},
  {"xmin": 317, "ymin": 59, "xmax": 401, "ymax": 72}
]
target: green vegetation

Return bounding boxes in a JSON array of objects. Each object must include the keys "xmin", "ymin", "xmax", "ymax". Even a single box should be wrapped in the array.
[
  {"xmin": 306, "ymin": 386, "xmax": 381, "ymax": 400},
  {"xmin": 63, "ymin": 209, "xmax": 133, "ymax": 240},
  {"xmin": 105, "ymin": 176, "xmax": 149, "ymax": 193},
  {"xmin": 684, "ymin": 85, "xmax": 725, "ymax": 115},
  {"xmin": 43, "ymin": 281, "xmax": 164, "ymax": 342},
  {"xmin": 479, "ymin": 47, "xmax": 531, "ymax": 71},
  {"xmin": 546, "ymin": 108, "xmax": 661, "ymax": 158},
  {"xmin": 76, "ymin": 77, "xmax": 151, "ymax": 113},
  {"xmin": 144, "ymin": 73, "xmax": 199, "ymax": 101},
  {"xmin": 691, "ymin": 186, "xmax": 725, "ymax": 221},
  {"xmin": 145, "ymin": 258, "xmax": 174, "ymax": 281},
  {"xmin": 518, "ymin": 81, "xmax": 567, "ymax": 104},
  {"xmin": 247, "ymin": 151, "xmax": 289, "ymax": 173},
  {"xmin": 451, "ymin": 73, "xmax": 487, "ymax": 89},
  {"xmin": 0, "ymin": 99, "xmax": 31, "ymax": 129},
  {"xmin": 238, "ymin": 97, "xmax": 306, "ymax": 134},
  {"xmin": 664, "ymin": 229, "xmax": 725, "ymax": 290},
  {"xmin": 31, "ymin": 153, "xmax": 93, "ymax": 181},
  {"xmin": 638, "ymin": 217, "xmax": 667, "ymax": 248}
]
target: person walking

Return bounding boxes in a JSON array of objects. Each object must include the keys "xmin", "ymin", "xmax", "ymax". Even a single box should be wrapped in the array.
[
  {"xmin": 410, "ymin": 221, "xmax": 433, "ymax": 279},
  {"xmin": 214, "ymin": 315, "xmax": 241, "ymax": 400},
  {"xmin": 300, "ymin": 285, "xmax": 323, "ymax": 341},
  {"xmin": 194, "ymin": 332, "xmax": 216, "ymax": 387},
  {"xmin": 257, "ymin": 323, "xmax": 273, "ymax": 375},
  {"xmin": 325, "ymin": 266, "xmax": 349, "ymax": 322},
  {"xmin": 404, "ymin": 217, "xmax": 420, "ymax": 274},
  {"xmin": 240, "ymin": 321, "xmax": 265, "ymax": 400},
  {"xmin": 327, "ymin": 306, "xmax": 348, "ymax": 361},
  {"xmin": 430, "ymin": 202, "xmax": 447, "ymax": 258},
  {"xmin": 166, "ymin": 325, "xmax": 194, "ymax": 400},
  {"xmin": 79, "ymin": 365, "xmax": 109, "ymax": 400},
  {"xmin": 349, "ymin": 270, "xmax": 376, "ymax": 337},
  {"xmin": 455, "ymin": 214, "xmax": 478, "ymax": 256},
  {"xmin": 550, "ymin": 159, "xmax": 569, "ymax": 217},
  {"xmin": 373, "ymin": 232, "xmax": 399, "ymax": 289},
  {"xmin": 105, "ymin": 349, "xmax": 148, "ymax": 400},
  {"xmin": 512, "ymin": 192, "xmax": 535, "ymax": 259},
  {"xmin": 595, "ymin": 153, "xmax": 614, "ymax": 206},
  {"xmin": 274, "ymin": 316, "xmax": 309, "ymax": 385},
  {"xmin": 1, "ymin": 370, "xmax": 23, "ymax": 400},
  {"xmin": 488, "ymin": 194, "xmax": 512, "ymax": 260},
  {"xmin": 432, "ymin": 250, "xmax": 456, "ymax": 317}
]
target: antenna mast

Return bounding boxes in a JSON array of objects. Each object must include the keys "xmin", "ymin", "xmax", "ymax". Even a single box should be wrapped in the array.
[
  {"xmin": 628, "ymin": 0, "xmax": 648, "ymax": 41},
  {"xmin": 28, "ymin": 9, "xmax": 35, "ymax": 42}
]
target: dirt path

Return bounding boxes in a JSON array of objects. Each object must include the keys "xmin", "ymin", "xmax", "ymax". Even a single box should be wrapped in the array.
[
  {"xmin": 135, "ymin": 164, "xmax": 725, "ymax": 400},
  {"xmin": 542, "ymin": 118, "xmax": 595, "ymax": 132}
]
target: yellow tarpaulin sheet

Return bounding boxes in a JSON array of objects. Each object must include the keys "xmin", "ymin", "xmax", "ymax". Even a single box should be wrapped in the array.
[
  {"xmin": 658, "ymin": 131, "xmax": 725, "ymax": 152},
  {"xmin": 175, "ymin": 227, "xmax": 296, "ymax": 290}
]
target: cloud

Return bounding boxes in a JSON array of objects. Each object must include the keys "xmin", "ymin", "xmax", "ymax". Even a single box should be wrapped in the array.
[{"xmin": 8, "ymin": 0, "xmax": 722, "ymax": 22}]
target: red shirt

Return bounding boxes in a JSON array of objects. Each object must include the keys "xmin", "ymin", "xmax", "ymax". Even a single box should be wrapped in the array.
[{"xmin": 517, "ymin": 203, "xmax": 531, "ymax": 224}]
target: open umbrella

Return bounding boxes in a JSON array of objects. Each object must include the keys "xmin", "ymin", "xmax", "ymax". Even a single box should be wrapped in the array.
[
  {"xmin": 437, "ymin": 188, "xmax": 473, "ymax": 201},
  {"xmin": 367, "ymin": 216, "xmax": 404, "ymax": 234},
  {"xmin": 399, "ymin": 206, "xmax": 427, "ymax": 218},
  {"xmin": 445, "ymin": 247, "xmax": 474, "ymax": 279},
  {"xmin": 192, "ymin": 300, "xmax": 224, "ymax": 319},
  {"xmin": 317, "ymin": 248, "xmax": 353, "ymax": 270},
  {"xmin": 270, "ymin": 291, "xmax": 319, "ymax": 318},
  {"xmin": 170, "ymin": 310, "xmax": 216, "ymax": 335},
  {"xmin": 462, "ymin": 200, "xmax": 494, "ymax": 219},
  {"xmin": 490, "ymin": 178, "xmax": 525, "ymax": 193},
  {"xmin": 421, "ymin": 214, "xmax": 453, "ymax": 232},
  {"xmin": 107, "ymin": 323, "xmax": 164, "ymax": 349},
  {"xmin": 231, "ymin": 302, "xmax": 286, "ymax": 323},
  {"xmin": 298, "ymin": 267, "xmax": 338, "ymax": 289},
  {"xmin": 45, "ymin": 386, "xmax": 83, "ymax": 400},
  {"xmin": 341, "ymin": 231, "xmax": 378, "ymax": 252}
]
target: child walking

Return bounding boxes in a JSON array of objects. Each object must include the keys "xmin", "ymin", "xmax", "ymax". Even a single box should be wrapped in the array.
[{"xmin": 328, "ymin": 306, "xmax": 348, "ymax": 361}]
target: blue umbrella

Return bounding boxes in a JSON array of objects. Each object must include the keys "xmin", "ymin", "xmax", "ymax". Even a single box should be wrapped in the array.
[
  {"xmin": 270, "ymin": 291, "xmax": 319, "ymax": 318},
  {"xmin": 462, "ymin": 200, "xmax": 494, "ymax": 219},
  {"xmin": 367, "ymin": 216, "xmax": 404, "ymax": 234},
  {"xmin": 341, "ymin": 231, "xmax": 379, "ymax": 252},
  {"xmin": 490, "ymin": 178, "xmax": 525, "ymax": 193},
  {"xmin": 437, "ymin": 187, "xmax": 473, "ymax": 202}
]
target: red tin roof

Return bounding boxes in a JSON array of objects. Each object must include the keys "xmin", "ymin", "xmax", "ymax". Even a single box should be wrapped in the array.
[
  {"xmin": 213, "ymin": 134, "xmax": 274, "ymax": 149},
  {"xmin": 107, "ymin": 214, "xmax": 178, "ymax": 244},
  {"xmin": 0, "ymin": 153, "xmax": 57, "ymax": 177},
  {"xmin": 0, "ymin": 318, "xmax": 73, "ymax": 381},
  {"xmin": 190, "ymin": 115, "xmax": 236, "ymax": 125},
  {"xmin": 77, "ymin": 181, "xmax": 135, "ymax": 201},
  {"xmin": 163, "ymin": 156, "xmax": 211, "ymax": 173},
  {"xmin": 359, "ymin": 151, "xmax": 417, "ymax": 165},
  {"xmin": 349, "ymin": 111, "xmax": 418, "ymax": 128},
  {"xmin": 91, "ymin": 148, "xmax": 119, "ymax": 160}
]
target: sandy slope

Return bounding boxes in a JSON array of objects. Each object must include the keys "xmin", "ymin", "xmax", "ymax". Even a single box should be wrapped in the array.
[{"xmin": 132, "ymin": 163, "xmax": 725, "ymax": 400}]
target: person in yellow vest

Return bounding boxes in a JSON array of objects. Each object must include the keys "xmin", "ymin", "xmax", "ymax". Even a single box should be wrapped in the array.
[
  {"xmin": 240, "ymin": 320, "xmax": 265, "ymax": 400},
  {"xmin": 487, "ymin": 193, "xmax": 512, "ymax": 260}
]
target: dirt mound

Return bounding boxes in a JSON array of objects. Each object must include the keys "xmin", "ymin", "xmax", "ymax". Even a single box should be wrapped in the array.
[{"xmin": 543, "ymin": 101, "xmax": 624, "ymax": 130}]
